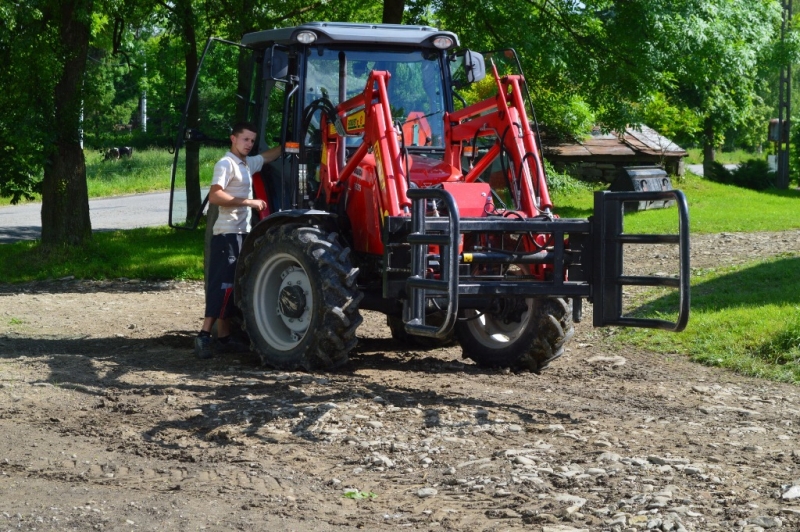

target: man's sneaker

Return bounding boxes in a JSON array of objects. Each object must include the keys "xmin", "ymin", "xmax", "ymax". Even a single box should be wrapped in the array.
[
  {"xmin": 215, "ymin": 336, "xmax": 251, "ymax": 354},
  {"xmin": 195, "ymin": 334, "xmax": 213, "ymax": 359}
]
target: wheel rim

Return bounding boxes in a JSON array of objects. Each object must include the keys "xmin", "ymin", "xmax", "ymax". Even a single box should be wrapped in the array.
[
  {"xmin": 462, "ymin": 300, "xmax": 533, "ymax": 349},
  {"xmin": 462, "ymin": 264, "xmax": 534, "ymax": 349},
  {"xmin": 251, "ymin": 252, "xmax": 313, "ymax": 351}
]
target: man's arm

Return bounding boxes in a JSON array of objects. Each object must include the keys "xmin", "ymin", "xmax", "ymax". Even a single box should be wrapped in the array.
[
  {"xmin": 260, "ymin": 145, "xmax": 282, "ymax": 163},
  {"xmin": 208, "ymin": 185, "xmax": 267, "ymax": 211}
]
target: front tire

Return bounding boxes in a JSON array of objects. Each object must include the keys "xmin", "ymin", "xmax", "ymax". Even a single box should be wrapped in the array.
[
  {"xmin": 237, "ymin": 224, "xmax": 363, "ymax": 370},
  {"xmin": 455, "ymin": 297, "xmax": 574, "ymax": 372}
]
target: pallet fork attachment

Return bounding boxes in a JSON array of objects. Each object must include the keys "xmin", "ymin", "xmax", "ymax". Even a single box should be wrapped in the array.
[
  {"xmin": 592, "ymin": 189, "xmax": 690, "ymax": 332},
  {"xmin": 405, "ymin": 187, "xmax": 461, "ymax": 339},
  {"xmin": 403, "ymin": 188, "xmax": 690, "ymax": 338}
]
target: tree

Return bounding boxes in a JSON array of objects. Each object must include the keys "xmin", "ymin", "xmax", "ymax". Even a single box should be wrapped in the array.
[
  {"xmin": 0, "ymin": 0, "xmax": 143, "ymax": 246},
  {"xmin": 664, "ymin": 1, "xmax": 780, "ymax": 173},
  {"xmin": 41, "ymin": 0, "xmax": 94, "ymax": 245},
  {"xmin": 434, "ymin": 0, "xmax": 781, "ymax": 163},
  {"xmin": 383, "ymin": 0, "xmax": 405, "ymax": 23},
  {"xmin": 0, "ymin": 2, "xmax": 55, "ymax": 204},
  {"xmin": 148, "ymin": 0, "xmax": 204, "ymax": 223}
]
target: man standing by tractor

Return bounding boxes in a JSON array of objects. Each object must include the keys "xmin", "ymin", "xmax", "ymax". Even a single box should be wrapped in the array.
[{"xmin": 195, "ymin": 122, "xmax": 282, "ymax": 359}]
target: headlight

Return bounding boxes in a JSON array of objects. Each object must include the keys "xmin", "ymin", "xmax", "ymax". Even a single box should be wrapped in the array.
[
  {"xmin": 295, "ymin": 31, "xmax": 317, "ymax": 44},
  {"xmin": 432, "ymin": 36, "xmax": 454, "ymax": 50}
]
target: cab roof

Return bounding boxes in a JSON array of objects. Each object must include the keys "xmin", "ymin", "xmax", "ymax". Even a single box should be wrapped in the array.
[{"xmin": 241, "ymin": 22, "xmax": 459, "ymax": 49}]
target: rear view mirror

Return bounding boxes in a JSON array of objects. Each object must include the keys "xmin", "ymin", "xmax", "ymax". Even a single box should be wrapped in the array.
[
  {"xmin": 265, "ymin": 45, "xmax": 289, "ymax": 81},
  {"xmin": 464, "ymin": 50, "xmax": 485, "ymax": 84}
]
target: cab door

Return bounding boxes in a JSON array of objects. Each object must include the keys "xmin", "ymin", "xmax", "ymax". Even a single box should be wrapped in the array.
[{"xmin": 168, "ymin": 38, "xmax": 264, "ymax": 229}]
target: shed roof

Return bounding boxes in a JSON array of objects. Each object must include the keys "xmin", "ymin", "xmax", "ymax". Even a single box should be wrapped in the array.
[{"xmin": 549, "ymin": 125, "xmax": 686, "ymax": 158}]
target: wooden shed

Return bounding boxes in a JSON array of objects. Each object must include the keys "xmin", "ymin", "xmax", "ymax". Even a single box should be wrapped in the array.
[{"xmin": 544, "ymin": 125, "xmax": 687, "ymax": 182}]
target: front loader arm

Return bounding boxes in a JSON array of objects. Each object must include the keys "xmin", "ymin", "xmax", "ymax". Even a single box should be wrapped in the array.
[
  {"xmin": 319, "ymin": 70, "xmax": 411, "ymax": 216},
  {"xmin": 445, "ymin": 65, "xmax": 552, "ymax": 215}
]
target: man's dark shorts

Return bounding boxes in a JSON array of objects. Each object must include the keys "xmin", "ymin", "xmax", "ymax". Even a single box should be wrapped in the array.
[{"xmin": 205, "ymin": 233, "xmax": 244, "ymax": 319}]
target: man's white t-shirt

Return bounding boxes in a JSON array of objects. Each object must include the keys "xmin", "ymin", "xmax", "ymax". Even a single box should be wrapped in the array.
[{"xmin": 211, "ymin": 151, "xmax": 265, "ymax": 235}]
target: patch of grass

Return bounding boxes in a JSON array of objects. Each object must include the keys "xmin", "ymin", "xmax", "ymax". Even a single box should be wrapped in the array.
[
  {"xmin": 684, "ymin": 147, "xmax": 760, "ymax": 165},
  {"xmin": 552, "ymin": 173, "xmax": 800, "ymax": 234},
  {"xmin": 617, "ymin": 253, "xmax": 800, "ymax": 383},
  {"xmin": 553, "ymin": 172, "xmax": 800, "ymax": 383},
  {"xmin": 343, "ymin": 489, "xmax": 377, "ymax": 500},
  {"xmin": 0, "ymin": 226, "xmax": 205, "ymax": 283},
  {"xmin": 85, "ymin": 147, "xmax": 220, "ymax": 199},
  {"xmin": 0, "ymin": 147, "xmax": 221, "ymax": 206},
  {"xmin": 544, "ymin": 161, "xmax": 592, "ymax": 197}
]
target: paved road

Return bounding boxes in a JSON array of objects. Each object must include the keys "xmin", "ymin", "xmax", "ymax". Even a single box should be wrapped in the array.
[
  {"xmin": 687, "ymin": 163, "xmax": 740, "ymax": 176},
  {"xmin": 0, "ymin": 191, "xmax": 174, "ymax": 244}
]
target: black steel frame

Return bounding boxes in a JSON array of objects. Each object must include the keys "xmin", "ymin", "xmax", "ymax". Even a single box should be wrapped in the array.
[{"xmin": 398, "ymin": 188, "xmax": 690, "ymax": 339}]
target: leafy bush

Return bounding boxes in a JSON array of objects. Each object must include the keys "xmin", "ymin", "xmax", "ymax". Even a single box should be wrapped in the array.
[
  {"xmin": 703, "ymin": 160, "xmax": 733, "ymax": 183},
  {"xmin": 704, "ymin": 158, "xmax": 775, "ymax": 191},
  {"xmin": 544, "ymin": 160, "xmax": 591, "ymax": 196},
  {"xmin": 731, "ymin": 159, "xmax": 775, "ymax": 190}
]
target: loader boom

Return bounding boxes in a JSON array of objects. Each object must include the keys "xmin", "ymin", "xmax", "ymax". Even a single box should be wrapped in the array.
[
  {"xmin": 448, "ymin": 64, "xmax": 553, "ymax": 214},
  {"xmin": 319, "ymin": 70, "xmax": 411, "ymax": 214}
]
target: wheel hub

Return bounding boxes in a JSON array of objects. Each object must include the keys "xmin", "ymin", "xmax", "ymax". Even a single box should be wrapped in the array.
[
  {"xmin": 275, "ymin": 266, "xmax": 311, "ymax": 335},
  {"xmin": 491, "ymin": 297, "xmax": 528, "ymax": 324},
  {"xmin": 279, "ymin": 284, "xmax": 306, "ymax": 318}
]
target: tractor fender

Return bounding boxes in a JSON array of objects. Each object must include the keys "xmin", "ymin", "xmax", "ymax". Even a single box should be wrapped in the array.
[{"xmin": 234, "ymin": 209, "xmax": 338, "ymax": 287}]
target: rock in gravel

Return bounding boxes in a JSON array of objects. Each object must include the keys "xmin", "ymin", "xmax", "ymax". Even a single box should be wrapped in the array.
[
  {"xmin": 585, "ymin": 355, "xmax": 626, "ymax": 367},
  {"xmin": 553, "ymin": 493, "xmax": 587, "ymax": 507},
  {"xmin": 417, "ymin": 487, "xmax": 437, "ymax": 498},
  {"xmin": 747, "ymin": 516, "xmax": 783, "ymax": 528},
  {"xmin": 542, "ymin": 527, "xmax": 590, "ymax": 532},
  {"xmin": 782, "ymin": 485, "xmax": 800, "ymax": 500}
]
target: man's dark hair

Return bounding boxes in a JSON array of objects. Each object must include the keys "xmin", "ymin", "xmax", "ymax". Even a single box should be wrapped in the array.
[{"xmin": 231, "ymin": 121, "xmax": 258, "ymax": 136}]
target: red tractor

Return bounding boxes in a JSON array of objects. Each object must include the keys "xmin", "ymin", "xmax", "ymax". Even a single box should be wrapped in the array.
[{"xmin": 170, "ymin": 22, "xmax": 690, "ymax": 371}]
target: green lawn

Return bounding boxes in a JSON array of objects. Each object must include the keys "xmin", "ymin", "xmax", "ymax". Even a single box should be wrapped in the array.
[
  {"xmin": 552, "ymin": 173, "xmax": 800, "ymax": 384},
  {"xmin": 684, "ymin": 147, "xmax": 762, "ymax": 165},
  {"xmin": 552, "ymin": 173, "xmax": 800, "ymax": 234},
  {"xmin": 0, "ymin": 226, "xmax": 205, "ymax": 282},
  {"xmin": 0, "ymin": 147, "xmax": 220, "ymax": 207},
  {"xmin": 616, "ymin": 254, "xmax": 800, "ymax": 383}
]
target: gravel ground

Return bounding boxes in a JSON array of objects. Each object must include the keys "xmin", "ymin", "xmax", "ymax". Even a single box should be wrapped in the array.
[{"xmin": 0, "ymin": 230, "xmax": 799, "ymax": 532}]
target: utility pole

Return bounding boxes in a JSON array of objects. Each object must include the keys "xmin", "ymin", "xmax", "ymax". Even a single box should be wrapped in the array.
[
  {"xmin": 140, "ymin": 61, "xmax": 147, "ymax": 133},
  {"xmin": 777, "ymin": 0, "xmax": 792, "ymax": 189}
]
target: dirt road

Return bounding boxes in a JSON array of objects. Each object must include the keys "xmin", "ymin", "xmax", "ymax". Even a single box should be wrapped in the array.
[{"xmin": 1, "ymin": 231, "xmax": 799, "ymax": 532}]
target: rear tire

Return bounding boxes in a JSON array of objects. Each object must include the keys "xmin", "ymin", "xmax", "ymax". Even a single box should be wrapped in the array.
[
  {"xmin": 237, "ymin": 224, "xmax": 363, "ymax": 370},
  {"xmin": 455, "ymin": 297, "xmax": 574, "ymax": 372}
]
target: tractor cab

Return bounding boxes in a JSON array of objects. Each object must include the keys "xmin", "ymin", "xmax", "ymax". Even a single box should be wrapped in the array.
[{"xmin": 168, "ymin": 22, "xmax": 495, "ymax": 227}]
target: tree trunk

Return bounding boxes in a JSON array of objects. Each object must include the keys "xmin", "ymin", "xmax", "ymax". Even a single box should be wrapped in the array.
[
  {"xmin": 234, "ymin": 0, "xmax": 258, "ymax": 127},
  {"xmin": 702, "ymin": 117, "xmax": 716, "ymax": 178},
  {"xmin": 41, "ymin": 0, "xmax": 93, "ymax": 246},
  {"xmin": 235, "ymin": 49, "xmax": 254, "ymax": 125},
  {"xmin": 382, "ymin": 0, "xmax": 405, "ymax": 24},
  {"xmin": 180, "ymin": 0, "xmax": 202, "ymax": 224}
]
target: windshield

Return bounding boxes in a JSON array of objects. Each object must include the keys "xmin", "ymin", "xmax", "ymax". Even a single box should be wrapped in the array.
[{"xmin": 304, "ymin": 47, "xmax": 446, "ymax": 148}]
